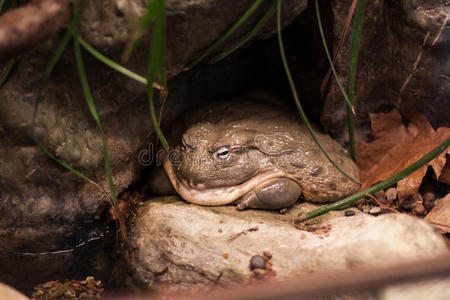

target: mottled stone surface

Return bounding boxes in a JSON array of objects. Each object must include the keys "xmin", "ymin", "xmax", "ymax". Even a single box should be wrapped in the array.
[
  {"xmin": 321, "ymin": 1, "xmax": 449, "ymax": 142},
  {"xmin": 0, "ymin": 0, "xmax": 308, "ymax": 293},
  {"xmin": 129, "ymin": 197, "xmax": 447, "ymax": 290}
]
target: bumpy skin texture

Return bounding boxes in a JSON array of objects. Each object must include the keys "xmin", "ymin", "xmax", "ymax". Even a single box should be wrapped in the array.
[{"xmin": 162, "ymin": 98, "xmax": 360, "ymax": 209}]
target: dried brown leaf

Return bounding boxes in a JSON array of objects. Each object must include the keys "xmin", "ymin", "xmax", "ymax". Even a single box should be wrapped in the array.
[
  {"xmin": 356, "ymin": 109, "xmax": 450, "ymax": 201},
  {"xmin": 424, "ymin": 194, "xmax": 450, "ymax": 234}
]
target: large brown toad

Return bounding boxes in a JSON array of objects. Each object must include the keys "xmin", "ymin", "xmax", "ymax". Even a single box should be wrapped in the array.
[{"xmin": 158, "ymin": 98, "xmax": 360, "ymax": 210}]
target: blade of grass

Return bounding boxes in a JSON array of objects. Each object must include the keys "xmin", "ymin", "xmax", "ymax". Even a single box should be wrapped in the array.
[
  {"xmin": 277, "ymin": 0, "xmax": 359, "ymax": 184},
  {"xmin": 320, "ymin": 0, "xmax": 357, "ymax": 98},
  {"xmin": 42, "ymin": 0, "xmax": 89, "ymax": 84},
  {"xmin": 71, "ymin": 0, "xmax": 128, "ymax": 245},
  {"xmin": 78, "ymin": 36, "xmax": 162, "ymax": 89},
  {"xmin": 122, "ymin": 0, "xmax": 158, "ymax": 62},
  {"xmin": 186, "ymin": 0, "xmax": 266, "ymax": 69},
  {"xmin": 0, "ymin": 57, "xmax": 16, "ymax": 88},
  {"xmin": 296, "ymin": 137, "xmax": 450, "ymax": 222},
  {"xmin": 346, "ymin": 0, "xmax": 367, "ymax": 160},
  {"xmin": 210, "ymin": 1, "xmax": 276, "ymax": 64},
  {"xmin": 314, "ymin": 0, "xmax": 354, "ymax": 114},
  {"xmin": 146, "ymin": 0, "xmax": 169, "ymax": 150}
]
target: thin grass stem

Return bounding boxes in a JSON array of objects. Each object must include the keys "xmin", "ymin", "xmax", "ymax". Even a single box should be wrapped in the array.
[
  {"xmin": 146, "ymin": 0, "xmax": 169, "ymax": 150},
  {"xmin": 0, "ymin": 57, "xmax": 16, "ymax": 88},
  {"xmin": 211, "ymin": 2, "xmax": 276, "ymax": 64},
  {"xmin": 277, "ymin": 0, "xmax": 359, "ymax": 184},
  {"xmin": 346, "ymin": 0, "xmax": 367, "ymax": 160},
  {"xmin": 186, "ymin": 0, "xmax": 265, "ymax": 69},
  {"xmin": 78, "ymin": 36, "xmax": 162, "ymax": 89},
  {"xmin": 314, "ymin": 0, "xmax": 354, "ymax": 114}
]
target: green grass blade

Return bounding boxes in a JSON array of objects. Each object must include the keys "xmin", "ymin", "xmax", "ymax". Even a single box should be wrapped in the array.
[
  {"xmin": 72, "ymin": 0, "xmax": 129, "ymax": 246},
  {"xmin": 277, "ymin": 0, "xmax": 359, "ymax": 184},
  {"xmin": 346, "ymin": 0, "xmax": 367, "ymax": 160},
  {"xmin": 72, "ymin": 1, "xmax": 118, "ymax": 208},
  {"xmin": 0, "ymin": 57, "xmax": 16, "ymax": 88},
  {"xmin": 42, "ymin": 0, "xmax": 89, "ymax": 84},
  {"xmin": 41, "ymin": 29, "xmax": 72, "ymax": 85},
  {"xmin": 314, "ymin": 0, "xmax": 354, "ymax": 114},
  {"xmin": 122, "ymin": 0, "xmax": 158, "ymax": 62},
  {"xmin": 296, "ymin": 137, "xmax": 450, "ymax": 222},
  {"xmin": 211, "ymin": 1, "xmax": 276, "ymax": 64},
  {"xmin": 186, "ymin": 0, "xmax": 266, "ymax": 69},
  {"xmin": 146, "ymin": 0, "xmax": 169, "ymax": 150},
  {"xmin": 78, "ymin": 36, "xmax": 162, "ymax": 89}
]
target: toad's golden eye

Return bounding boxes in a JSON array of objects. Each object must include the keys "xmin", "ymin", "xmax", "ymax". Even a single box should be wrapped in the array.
[{"xmin": 215, "ymin": 146, "xmax": 230, "ymax": 160}]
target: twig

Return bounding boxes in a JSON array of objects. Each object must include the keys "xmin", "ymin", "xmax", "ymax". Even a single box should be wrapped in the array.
[
  {"xmin": 431, "ymin": 13, "xmax": 448, "ymax": 47},
  {"xmin": 397, "ymin": 31, "xmax": 430, "ymax": 107},
  {"xmin": 320, "ymin": 0, "xmax": 357, "ymax": 98},
  {"xmin": 365, "ymin": 193, "xmax": 400, "ymax": 214}
]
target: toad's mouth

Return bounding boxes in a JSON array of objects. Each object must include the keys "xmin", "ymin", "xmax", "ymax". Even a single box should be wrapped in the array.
[{"xmin": 163, "ymin": 157, "xmax": 291, "ymax": 206}]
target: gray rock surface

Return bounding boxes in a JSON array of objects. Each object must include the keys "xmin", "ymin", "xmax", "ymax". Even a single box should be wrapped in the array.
[
  {"xmin": 0, "ymin": 0, "xmax": 308, "ymax": 292},
  {"xmin": 321, "ymin": 1, "xmax": 450, "ymax": 141},
  {"xmin": 80, "ymin": 0, "xmax": 307, "ymax": 79},
  {"xmin": 129, "ymin": 197, "xmax": 448, "ymax": 290}
]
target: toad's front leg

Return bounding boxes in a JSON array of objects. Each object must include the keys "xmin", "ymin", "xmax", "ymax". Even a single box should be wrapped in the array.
[{"xmin": 235, "ymin": 178, "xmax": 302, "ymax": 210}]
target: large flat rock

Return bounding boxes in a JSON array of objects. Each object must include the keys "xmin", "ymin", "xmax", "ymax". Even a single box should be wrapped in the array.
[{"xmin": 129, "ymin": 197, "xmax": 448, "ymax": 290}]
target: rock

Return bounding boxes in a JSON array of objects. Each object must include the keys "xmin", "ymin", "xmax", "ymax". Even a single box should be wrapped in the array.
[
  {"xmin": 80, "ymin": 0, "xmax": 308, "ymax": 80},
  {"xmin": 369, "ymin": 206, "xmax": 382, "ymax": 215},
  {"xmin": 344, "ymin": 210, "xmax": 355, "ymax": 216},
  {"xmin": 385, "ymin": 188, "xmax": 398, "ymax": 202},
  {"xmin": 321, "ymin": 1, "xmax": 449, "ymax": 142},
  {"xmin": 0, "ymin": 1, "xmax": 308, "ymax": 291},
  {"xmin": 0, "ymin": 282, "xmax": 28, "ymax": 300},
  {"xmin": 128, "ymin": 197, "xmax": 447, "ymax": 290}
]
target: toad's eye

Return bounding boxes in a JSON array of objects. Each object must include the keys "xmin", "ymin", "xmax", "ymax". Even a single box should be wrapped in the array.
[{"xmin": 215, "ymin": 146, "xmax": 230, "ymax": 160}]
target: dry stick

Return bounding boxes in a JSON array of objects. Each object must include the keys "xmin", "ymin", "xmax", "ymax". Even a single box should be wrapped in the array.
[
  {"xmin": 320, "ymin": 0, "xmax": 357, "ymax": 98},
  {"xmin": 431, "ymin": 13, "xmax": 449, "ymax": 46},
  {"xmin": 397, "ymin": 31, "xmax": 430, "ymax": 107},
  {"xmin": 0, "ymin": 0, "xmax": 71, "ymax": 62},
  {"xmin": 365, "ymin": 193, "xmax": 400, "ymax": 214}
]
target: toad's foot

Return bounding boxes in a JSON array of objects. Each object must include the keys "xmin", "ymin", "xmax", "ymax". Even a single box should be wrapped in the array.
[{"xmin": 235, "ymin": 178, "xmax": 302, "ymax": 210}]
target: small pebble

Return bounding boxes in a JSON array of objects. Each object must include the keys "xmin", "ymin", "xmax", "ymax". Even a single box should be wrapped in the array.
[
  {"xmin": 263, "ymin": 250, "xmax": 272, "ymax": 258},
  {"xmin": 413, "ymin": 203, "xmax": 426, "ymax": 216},
  {"xmin": 422, "ymin": 191, "xmax": 435, "ymax": 203},
  {"xmin": 385, "ymin": 187, "xmax": 397, "ymax": 202},
  {"xmin": 252, "ymin": 269, "xmax": 268, "ymax": 278},
  {"xmin": 250, "ymin": 255, "xmax": 267, "ymax": 270},
  {"xmin": 345, "ymin": 210, "xmax": 355, "ymax": 217},
  {"xmin": 424, "ymin": 199, "xmax": 435, "ymax": 211},
  {"xmin": 369, "ymin": 207, "xmax": 381, "ymax": 215}
]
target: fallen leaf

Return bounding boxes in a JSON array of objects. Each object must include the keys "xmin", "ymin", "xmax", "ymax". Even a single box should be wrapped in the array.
[
  {"xmin": 424, "ymin": 194, "xmax": 450, "ymax": 234},
  {"xmin": 356, "ymin": 109, "xmax": 450, "ymax": 201}
]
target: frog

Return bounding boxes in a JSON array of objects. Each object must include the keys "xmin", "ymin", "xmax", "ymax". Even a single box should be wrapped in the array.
[{"xmin": 157, "ymin": 98, "xmax": 360, "ymax": 211}]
